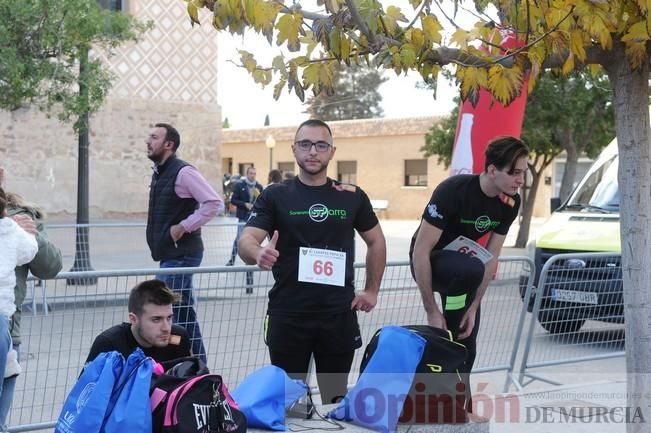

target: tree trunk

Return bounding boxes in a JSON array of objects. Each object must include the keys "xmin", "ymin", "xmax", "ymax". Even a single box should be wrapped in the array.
[
  {"xmin": 67, "ymin": 44, "xmax": 96, "ymax": 285},
  {"xmin": 605, "ymin": 45, "xmax": 651, "ymax": 433},
  {"xmin": 515, "ymin": 170, "xmax": 542, "ymax": 248},
  {"xmin": 559, "ymin": 132, "xmax": 579, "ymax": 202}
]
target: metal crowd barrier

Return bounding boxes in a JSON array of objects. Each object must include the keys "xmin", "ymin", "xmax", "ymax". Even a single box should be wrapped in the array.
[
  {"xmin": 45, "ymin": 220, "xmax": 243, "ymax": 270},
  {"xmin": 515, "ymin": 252, "xmax": 625, "ymax": 390},
  {"xmin": 9, "ymin": 258, "xmax": 533, "ymax": 432}
]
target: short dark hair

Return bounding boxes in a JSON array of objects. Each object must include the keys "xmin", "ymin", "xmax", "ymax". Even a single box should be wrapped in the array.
[
  {"xmin": 0, "ymin": 187, "xmax": 6, "ymax": 218},
  {"xmin": 128, "ymin": 279, "xmax": 180, "ymax": 316},
  {"xmin": 268, "ymin": 169, "xmax": 282, "ymax": 183},
  {"xmin": 155, "ymin": 123, "xmax": 181, "ymax": 151},
  {"xmin": 484, "ymin": 136, "xmax": 529, "ymax": 174},
  {"xmin": 295, "ymin": 119, "xmax": 333, "ymax": 141}
]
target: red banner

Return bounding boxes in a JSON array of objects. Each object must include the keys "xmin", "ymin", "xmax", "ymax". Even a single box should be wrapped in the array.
[{"xmin": 450, "ymin": 31, "xmax": 528, "ymax": 176}]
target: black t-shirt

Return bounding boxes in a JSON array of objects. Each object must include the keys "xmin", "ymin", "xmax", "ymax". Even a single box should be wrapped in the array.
[
  {"xmin": 411, "ymin": 174, "xmax": 520, "ymax": 251},
  {"xmin": 85, "ymin": 323, "xmax": 191, "ymax": 363},
  {"xmin": 246, "ymin": 177, "xmax": 379, "ymax": 316}
]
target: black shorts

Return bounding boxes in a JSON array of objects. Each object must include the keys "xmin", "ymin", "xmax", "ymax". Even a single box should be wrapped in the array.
[{"xmin": 264, "ymin": 310, "xmax": 362, "ymax": 354}]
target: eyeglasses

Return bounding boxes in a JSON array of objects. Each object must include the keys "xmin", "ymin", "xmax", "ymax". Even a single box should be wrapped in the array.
[{"xmin": 294, "ymin": 140, "xmax": 332, "ymax": 152}]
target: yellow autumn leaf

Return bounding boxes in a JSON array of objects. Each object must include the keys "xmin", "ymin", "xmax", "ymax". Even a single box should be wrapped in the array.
[
  {"xmin": 341, "ymin": 35, "xmax": 351, "ymax": 60},
  {"xmin": 302, "ymin": 64, "xmax": 321, "ymax": 90},
  {"xmin": 561, "ymin": 52, "xmax": 575, "ymax": 75},
  {"xmin": 527, "ymin": 62, "xmax": 540, "ymax": 95},
  {"xmin": 487, "ymin": 65, "xmax": 524, "ymax": 106},
  {"xmin": 329, "ymin": 28, "xmax": 341, "ymax": 57},
  {"xmin": 252, "ymin": 68, "xmax": 272, "ymax": 85},
  {"xmin": 276, "ymin": 13, "xmax": 303, "ymax": 51},
  {"xmin": 292, "ymin": 56, "xmax": 310, "ymax": 67},
  {"xmin": 421, "ymin": 15, "xmax": 442, "ymax": 44},
  {"xmin": 406, "ymin": 28, "xmax": 425, "ymax": 50},
  {"xmin": 400, "ymin": 44, "xmax": 417, "ymax": 68},
  {"xmin": 625, "ymin": 40, "xmax": 648, "ymax": 70},
  {"xmin": 459, "ymin": 67, "xmax": 488, "ymax": 101},
  {"xmin": 187, "ymin": 2, "xmax": 200, "ymax": 25},
  {"xmin": 569, "ymin": 30, "xmax": 587, "ymax": 62},
  {"xmin": 450, "ymin": 27, "xmax": 469, "ymax": 49},
  {"xmin": 320, "ymin": 61, "xmax": 336, "ymax": 91},
  {"xmin": 637, "ymin": 0, "xmax": 651, "ymax": 14},
  {"xmin": 273, "ymin": 79, "xmax": 287, "ymax": 100},
  {"xmin": 254, "ymin": 2, "xmax": 280, "ymax": 43},
  {"xmin": 621, "ymin": 21, "xmax": 651, "ymax": 43},
  {"xmin": 383, "ymin": 6, "xmax": 407, "ymax": 35},
  {"xmin": 239, "ymin": 50, "xmax": 257, "ymax": 73},
  {"xmin": 545, "ymin": 8, "xmax": 573, "ymax": 32},
  {"xmin": 392, "ymin": 51, "xmax": 402, "ymax": 74},
  {"xmin": 272, "ymin": 55, "xmax": 286, "ymax": 76},
  {"xmin": 302, "ymin": 62, "xmax": 335, "ymax": 94},
  {"xmin": 579, "ymin": 14, "xmax": 612, "ymax": 49}
]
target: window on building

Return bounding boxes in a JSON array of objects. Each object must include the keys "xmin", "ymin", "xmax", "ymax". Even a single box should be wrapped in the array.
[
  {"xmin": 404, "ymin": 159, "xmax": 428, "ymax": 186},
  {"xmin": 238, "ymin": 163, "xmax": 254, "ymax": 176},
  {"xmin": 337, "ymin": 161, "xmax": 357, "ymax": 184},
  {"xmin": 277, "ymin": 162, "xmax": 295, "ymax": 175},
  {"xmin": 98, "ymin": 0, "xmax": 126, "ymax": 11}
]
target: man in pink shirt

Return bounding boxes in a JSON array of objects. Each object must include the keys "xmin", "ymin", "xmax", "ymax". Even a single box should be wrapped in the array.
[{"xmin": 145, "ymin": 123, "xmax": 224, "ymax": 363}]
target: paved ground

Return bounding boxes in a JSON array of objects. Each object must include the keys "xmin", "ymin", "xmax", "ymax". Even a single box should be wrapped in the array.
[{"xmin": 11, "ymin": 216, "xmax": 633, "ymax": 432}]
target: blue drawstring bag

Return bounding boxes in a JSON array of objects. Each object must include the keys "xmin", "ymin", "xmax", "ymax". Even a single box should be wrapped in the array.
[
  {"xmin": 55, "ymin": 351, "xmax": 124, "ymax": 433},
  {"xmin": 103, "ymin": 348, "xmax": 153, "ymax": 433},
  {"xmin": 327, "ymin": 326, "xmax": 426, "ymax": 433},
  {"xmin": 231, "ymin": 365, "xmax": 307, "ymax": 430}
]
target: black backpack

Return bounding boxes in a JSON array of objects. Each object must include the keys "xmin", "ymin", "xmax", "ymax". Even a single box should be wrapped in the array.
[
  {"xmin": 150, "ymin": 357, "xmax": 247, "ymax": 433},
  {"xmin": 360, "ymin": 325, "xmax": 470, "ymax": 424}
]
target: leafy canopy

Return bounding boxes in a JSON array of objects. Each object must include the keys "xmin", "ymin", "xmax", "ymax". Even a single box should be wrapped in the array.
[
  {"xmin": 190, "ymin": 0, "xmax": 650, "ymax": 104},
  {"xmin": 0, "ymin": 0, "xmax": 149, "ymax": 122}
]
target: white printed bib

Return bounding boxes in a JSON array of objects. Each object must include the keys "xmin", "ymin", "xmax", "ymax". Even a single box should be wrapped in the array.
[
  {"xmin": 443, "ymin": 235, "xmax": 493, "ymax": 264},
  {"xmin": 298, "ymin": 247, "xmax": 346, "ymax": 287}
]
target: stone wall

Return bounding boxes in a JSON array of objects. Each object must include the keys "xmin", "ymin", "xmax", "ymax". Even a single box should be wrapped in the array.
[{"xmin": 0, "ymin": 0, "xmax": 221, "ymax": 218}]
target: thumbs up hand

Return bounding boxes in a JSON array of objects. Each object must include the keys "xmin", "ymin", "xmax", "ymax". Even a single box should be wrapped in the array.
[{"xmin": 256, "ymin": 230, "xmax": 280, "ymax": 270}]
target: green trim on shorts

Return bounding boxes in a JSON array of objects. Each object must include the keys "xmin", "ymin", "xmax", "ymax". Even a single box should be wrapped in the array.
[{"xmin": 445, "ymin": 294, "xmax": 467, "ymax": 311}]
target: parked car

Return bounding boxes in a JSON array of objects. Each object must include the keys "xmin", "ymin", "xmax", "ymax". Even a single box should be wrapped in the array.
[{"xmin": 520, "ymin": 140, "xmax": 623, "ymax": 333}]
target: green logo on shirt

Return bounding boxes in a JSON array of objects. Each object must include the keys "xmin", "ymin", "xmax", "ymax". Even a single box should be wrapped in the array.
[
  {"xmin": 460, "ymin": 216, "xmax": 500, "ymax": 232},
  {"xmin": 287, "ymin": 203, "xmax": 347, "ymax": 222}
]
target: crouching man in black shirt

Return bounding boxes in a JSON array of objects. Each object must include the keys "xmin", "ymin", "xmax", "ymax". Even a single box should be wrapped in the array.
[{"xmin": 86, "ymin": 279, "xmax": 191, "ymax": 363}]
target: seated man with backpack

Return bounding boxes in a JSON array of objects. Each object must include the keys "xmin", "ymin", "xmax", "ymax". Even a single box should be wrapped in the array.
[{"xmin": 86, "ymin": 279, "xmax": 192, "ymax": 363}]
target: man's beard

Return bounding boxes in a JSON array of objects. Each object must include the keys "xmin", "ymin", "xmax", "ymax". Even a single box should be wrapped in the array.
[
  {"xmin": 135, "ymin": 325, "xmax": 168, "ymax": 348},
  {"xmin": 297, "ymin": 159, "xmax": 327, "ymax": 175},
  {"xmin": 147, "ymin": 150, "xmax": 164, "ymax": 165}
]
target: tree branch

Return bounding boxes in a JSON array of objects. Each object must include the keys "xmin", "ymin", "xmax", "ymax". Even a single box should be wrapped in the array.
[
  {"xmin": 344, "ymin": 0, "xmax": 376, "ymax": 47},
  {"xmin": 404, "ymin": 0, "xmax": 429, "ymax": 33},
  {"xmin": 541, "ymin": 45, "xmax": 612, "ymax": 69}
]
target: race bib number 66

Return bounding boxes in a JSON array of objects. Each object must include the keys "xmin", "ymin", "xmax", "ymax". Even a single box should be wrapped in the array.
[{"xmin": 298, "ymin": 247, "xmax": 346, "ymax": 287}]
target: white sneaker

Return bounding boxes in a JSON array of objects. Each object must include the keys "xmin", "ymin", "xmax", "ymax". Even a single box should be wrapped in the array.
[{"xmin": 4, "ymin": 348, "xmax": 21, "ymax": 379}]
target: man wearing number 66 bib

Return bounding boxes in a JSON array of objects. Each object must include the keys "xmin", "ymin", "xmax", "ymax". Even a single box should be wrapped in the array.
[
  {"xmin": 410, "ymin": 136, "xmax": 528, "ymax": 388},
  {"xmin": 238, "ymin": 119, "xmax": 387, "ymax": 404}
]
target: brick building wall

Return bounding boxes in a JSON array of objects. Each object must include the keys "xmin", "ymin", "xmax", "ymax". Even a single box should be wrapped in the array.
[{"xmin": 221, "ymin": 117, "xmax": 553, "ymax": 220}]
